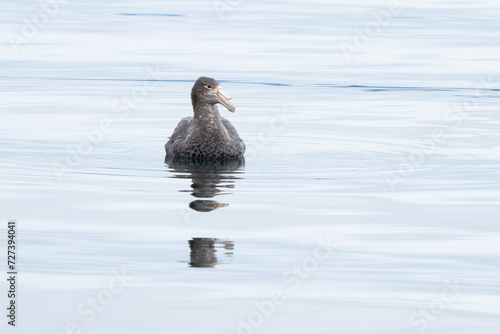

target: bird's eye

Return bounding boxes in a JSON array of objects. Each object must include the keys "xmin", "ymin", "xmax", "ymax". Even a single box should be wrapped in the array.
[{"xmin": 206, "ymin": 85, "xmax": 212, "ymax": 88}]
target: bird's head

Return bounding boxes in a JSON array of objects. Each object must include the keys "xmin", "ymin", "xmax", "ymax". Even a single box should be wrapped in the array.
[{"xmin": 191, "ymin": 76, "xmax": 236, "ymax": 113}]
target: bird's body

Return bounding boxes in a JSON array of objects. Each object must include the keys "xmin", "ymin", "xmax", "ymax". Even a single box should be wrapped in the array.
[{"xmin": 165, "ymin": 77, "xmax": 245, "ymax": 160}]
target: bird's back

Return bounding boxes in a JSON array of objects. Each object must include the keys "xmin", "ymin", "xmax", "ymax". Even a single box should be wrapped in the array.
[
  {"xmin": 165, "ymin": 116, "xmax": 244, "ymax": 159},
  {"xmin": 165, "ymin": 117, "xmax": 193, "ymax": 156}
]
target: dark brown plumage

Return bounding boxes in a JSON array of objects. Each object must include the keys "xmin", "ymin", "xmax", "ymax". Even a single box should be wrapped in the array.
[{"xmin": 165, "ymin": 77, "xmax": 245, "ymax": 160}]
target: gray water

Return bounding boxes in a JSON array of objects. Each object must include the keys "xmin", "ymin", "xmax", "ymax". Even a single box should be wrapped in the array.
[{"xmin": 1, "ymin": 0, "xmax": 500, "ymax": 333}]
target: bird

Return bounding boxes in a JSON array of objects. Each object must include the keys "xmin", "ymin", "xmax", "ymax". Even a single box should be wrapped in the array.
[{"xmin": 165, "ymin": 76, "xmax": 245, "ymax": 160}]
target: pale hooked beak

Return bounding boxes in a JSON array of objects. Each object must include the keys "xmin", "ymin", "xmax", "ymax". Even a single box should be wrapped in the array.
[{"xmin": 215, "ymin": 86, "xmax": 236, "ymax": 113}]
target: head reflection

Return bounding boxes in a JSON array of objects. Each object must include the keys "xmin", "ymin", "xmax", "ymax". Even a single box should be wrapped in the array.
[
  {"xmin": 165, "ymin": 156, "xmax": 244, "ymax": 212},
  {"xmin": 188, "ymin": 238, "xmax": 234, "ymax": 268}
]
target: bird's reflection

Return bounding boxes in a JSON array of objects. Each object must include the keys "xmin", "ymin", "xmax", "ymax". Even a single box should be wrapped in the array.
[
  {"xmin": 165, "ymin": 156, "xmax": 245, "ymax": 212},
  {"xmin": 188, "ymin": 238, "xmax": 234, "ymax": 268}
]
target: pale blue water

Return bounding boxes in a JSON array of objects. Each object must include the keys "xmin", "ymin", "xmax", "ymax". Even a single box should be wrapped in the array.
[{"xmin": 1, "ymin": 1, "xmax": 500, "ymax": 333}]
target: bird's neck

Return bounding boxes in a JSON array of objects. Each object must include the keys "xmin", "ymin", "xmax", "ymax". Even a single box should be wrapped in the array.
[{"xmin": 192, "ymin": 103, "xmax": 224, "ymax": 131}]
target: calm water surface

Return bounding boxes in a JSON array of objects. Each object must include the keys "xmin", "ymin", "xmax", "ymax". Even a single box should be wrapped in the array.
[{"xmin": 1, "ymin": 1, "xmax": 500, "ymax": 333}]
